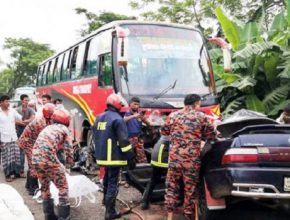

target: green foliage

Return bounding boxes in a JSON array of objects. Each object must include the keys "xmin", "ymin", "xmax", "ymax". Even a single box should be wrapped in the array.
[
  {"xmin": 215, "ymin": 1, "xmax": 290, "ymax": 119},
  {"xmin": 222, "ymin": 97, "xmax": 244, "ymax": 119},
  {"xmin": 75, "ymin": 8, "xmax": 136, "ymax": 36},
  {"xmin": 1, "ymin": 38, "xmax": 54, "ymax": 94},
  {"xmin": 215, "ymin": 7, "xmax": 240, "ymax": 50}
]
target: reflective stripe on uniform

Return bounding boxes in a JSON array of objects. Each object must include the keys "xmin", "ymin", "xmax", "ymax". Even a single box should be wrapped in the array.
[
  {"xmin": 96, "ymin": 138, "xmax": 128, "ymax": 166},
  {"xmin": 151, "ymin": 160, "xmax": 168, "ymax": 168},
  {"xmin": 121, "ymin": 144, "xmax": 132, "ymax": 152},
  {"xmin": 151, "ymin": 144, "xmax": 168, "ymax": 168}
]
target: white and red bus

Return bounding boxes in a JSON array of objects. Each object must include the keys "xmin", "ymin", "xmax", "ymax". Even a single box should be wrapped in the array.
[{"xmin": 36, "ymin": 21, "xmax": 224, "ymax": 149}]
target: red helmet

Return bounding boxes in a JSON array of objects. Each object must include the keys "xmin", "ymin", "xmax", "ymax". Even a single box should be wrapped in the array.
[
  {"xmin": 51, "ymin": 109, "xmax": 71, "ymax": 126},
  {"xmin": 106, "ymin": 94, "xmax": 124, "ymax": 110},
  {"xmin": 42, "ymin": 103, "xmax": 56, "ymax": 119}
]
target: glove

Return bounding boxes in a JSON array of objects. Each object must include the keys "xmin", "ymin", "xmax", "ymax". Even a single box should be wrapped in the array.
[{"xmin": 127, "ymin": 158, "xmax": 136, "ymax": 170}]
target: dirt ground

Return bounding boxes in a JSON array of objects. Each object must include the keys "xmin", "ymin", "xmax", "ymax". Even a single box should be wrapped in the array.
[{"xmin": 0, "ymin": 167, "xmax": 173, "ymax": 220}]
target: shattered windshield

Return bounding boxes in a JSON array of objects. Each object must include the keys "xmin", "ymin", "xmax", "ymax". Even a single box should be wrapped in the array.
[{"xmin": 120, "ymin": 24, "xmax": 211, "ymax": 96}]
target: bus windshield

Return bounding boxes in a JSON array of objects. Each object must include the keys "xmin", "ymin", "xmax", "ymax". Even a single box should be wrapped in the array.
[{"xmin": 119, "ymin": 24, "xmax": 211, "ymax": 97}]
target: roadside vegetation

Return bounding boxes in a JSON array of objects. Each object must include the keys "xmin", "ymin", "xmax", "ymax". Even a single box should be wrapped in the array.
[{"xmin": 1, "ymin": 0, "xmax": 289, "ymax": 118}]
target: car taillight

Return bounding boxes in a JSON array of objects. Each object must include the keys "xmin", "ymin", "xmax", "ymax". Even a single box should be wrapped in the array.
[{"xmin": 222, "ymin": 148, "xmax": 258, "ymax": 165}]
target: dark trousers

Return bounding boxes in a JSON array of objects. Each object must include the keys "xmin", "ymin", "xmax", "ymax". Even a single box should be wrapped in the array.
[
  {"xmin": 103, "ymin": 167, "xmax": 120, "ymax": 200},
  {"xmin": 16, "ymin": 126, "xmax": 25, "ymax": 172},
  {"xmin": 142, "ymin": 167, "xmax": 166, "ymax": 204}
]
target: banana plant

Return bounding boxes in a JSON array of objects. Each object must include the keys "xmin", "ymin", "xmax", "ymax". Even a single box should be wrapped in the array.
[{"xmin": 214, "ymin": 2, "xmax": 290, "ymax": 119}]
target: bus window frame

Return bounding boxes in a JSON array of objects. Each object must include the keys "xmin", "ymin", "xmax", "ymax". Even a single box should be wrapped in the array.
[
  {"xmin": 70, "ymin": 46, "xmax": 79, "ymax": 79},
  {"xmin": 42, "ymin": 63, "xmax": 49, "ymax": 86},
  {"xmin": 98, "ymin": 52, "xmax": 113, "ymax": 87},
  {"xmin": 82, "ymin": 40, "xmax": 91, "ymax": 76},
  {"xmin": 52, "ymin": 57, "xmax": 59, "ymax": 83}
]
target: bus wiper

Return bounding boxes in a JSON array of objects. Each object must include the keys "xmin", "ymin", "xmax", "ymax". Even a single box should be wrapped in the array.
[
  {"xmin": 120, "ymin": 65, "xmax": 130, "ymax": 95},
  {"xmin": 153, "ymin": 80, "xmax": 177, "ymax": 100}
]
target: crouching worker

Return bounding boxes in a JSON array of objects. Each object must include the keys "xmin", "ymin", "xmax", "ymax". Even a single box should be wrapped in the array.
[
  {"xmin": 18, "ymin": 103, "xmax": 56, "ymax": 196},
  {"xmin": 93, "ymin": 94, "xmax": 136, "ymax": 220},
  {"xmin": 140, "ymin": 135, "xmax": 169, "ymax": 210},
  {"xmin": 32, "ymin": 109, "xmax": 74, "ymax": 220}
]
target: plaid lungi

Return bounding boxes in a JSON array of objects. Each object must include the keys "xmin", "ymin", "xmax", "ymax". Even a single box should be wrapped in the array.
[{"xmin": 0, "ymin": 142, "xmax": 21, "ymax": 177}]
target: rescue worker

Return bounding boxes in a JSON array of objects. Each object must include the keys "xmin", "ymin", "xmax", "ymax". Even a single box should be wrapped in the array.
[
  {"xmin": 140, "ymin": 135, "xmax": 169, "ymax": 210},
  {"xmin": 17, "ymin": 103, "xmax": 56, "ymax": 195},
  {"xmin": 124, "ymin": 96, "xmax": 150, "ymax": 163},
  {"xmin": 93, "ymin": 94, "xmax": 135, "ymax": 220},
  {"xmin": 161, "ymin": 94, "xmax": 216, "ymax": 220},
  {"xmin": 32, "ymin": 109, "xmax": 73, "ymax": 220}
]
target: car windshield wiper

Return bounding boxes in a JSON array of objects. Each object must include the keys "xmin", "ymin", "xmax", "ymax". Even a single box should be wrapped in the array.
[{"xmin": 153, "ymin": 80, "xmax": 177, "ymax": 100}]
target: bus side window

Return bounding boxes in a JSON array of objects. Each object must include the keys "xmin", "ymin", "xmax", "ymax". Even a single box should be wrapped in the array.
[
  {"xmin": 87, "ymin": 36, "xmax": 99, "ymax": 75},
  {"xmin": 52, "ymin": 57, "xmax": 59, "ymax": 83},
  {"xmin": 70, "ymin": 46, "xmax": 79, "ymax": 79},
  {"xmin": 82, "ymin": 40, "xmax": 91, "ymax": 76},
  {"xmin": 42, "ymin": 64, "xmax": 48, "ymax": 86},
  {"xmin": 54, "ymin": 55, "xmax": 62, "ymax": 82},
  {"xmin": 62, "ymin": 50, "xmax": 72, "ymax": 81},
  {"xmin": 98, "ymin": 53, "xmax": 113, "ymax": 87},
  {"xmin": 47, "ymin": 60, "xmax": 54, "ymax": 84},
  {"xmin": 36, "ymin": 66, "xmax": 43, "ymax": 86}
]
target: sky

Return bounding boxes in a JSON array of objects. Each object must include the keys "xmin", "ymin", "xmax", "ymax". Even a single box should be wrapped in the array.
[{"xmin": 0, "ymin": 0, "xmax": 134, "ymax": 68}]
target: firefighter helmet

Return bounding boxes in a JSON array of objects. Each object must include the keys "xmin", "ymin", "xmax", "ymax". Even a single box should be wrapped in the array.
[
  {"xmin": 42, "ymin": 103, "xmax": 56, "ymax": 119},
  {"xmin": 106, "ymin": 94, "xmax": 124, "ymax": 110},
  {"xmin": 51, "ymin": 109, "xmax": 71, "ymax": 126}
]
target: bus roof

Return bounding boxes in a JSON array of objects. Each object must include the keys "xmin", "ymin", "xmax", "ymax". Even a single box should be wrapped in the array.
[{"xmin": 39, "ymin": 20, "xmax": 201, "ymax": 65}]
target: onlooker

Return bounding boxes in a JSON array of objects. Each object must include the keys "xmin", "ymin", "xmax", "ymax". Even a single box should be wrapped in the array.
[
  {"xmin": 276, "ymin": 104, "xmax": 290, "ymax": 124},
  {"xmin": 42, "ymin": 94, "xmax": 52, "ymax": 105},
  {"xmin": 16, "ymin": 94, "xmax": 35, "ymax": 177},
  {"xmin": 36, "ymin": 94, "xmax": 52, "ymax": 118},
  {"xmin": 53, "ymin": 98, "xmax": 64, "ymax": 109},
  {"xmin": 0, "ymin": 95, "xmax": 23, "ymax": 182},
  {"xmin": 161, "ymin": 94, "xmax": 216, "ymax": 220},
  {"xmin": 124, "ymin": 97, "xmax": 150, "ymax": 163},
  {"xmin": 28, "ymin": 100, "xmax": 37, "ymax": 112}
]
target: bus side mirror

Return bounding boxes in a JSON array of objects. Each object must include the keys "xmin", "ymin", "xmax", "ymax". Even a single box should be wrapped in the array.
[{"xmin": 116, "ymin": 27, "xmax": 129, "ymax": 66}]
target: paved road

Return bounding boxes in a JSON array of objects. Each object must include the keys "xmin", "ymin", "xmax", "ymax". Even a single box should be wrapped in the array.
[{"xmin": 1, "ymin": 167, "xmax": 289, "ymax": 220}]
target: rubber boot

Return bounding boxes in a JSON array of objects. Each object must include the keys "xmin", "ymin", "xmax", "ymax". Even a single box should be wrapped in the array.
[
  {"xmin": 105, "ymin": 197, "xmax": 121, "ymax": 220},
  {"xmin": 58, "ymin": 205, "xmax": 70, "ymax": 220},
  {"xmin": 25, "ymin": 170, "xmax": 30, "ymax": 190},
  {"xmin": 28, "ymin": 176, "xmax": 39, "ymax": 196},
  {"xmin": 42, "ymin": 199, "xmax": 57, "ymax": 220},
  {"xmin": 140, "ymin": 180, "xmax": 155, "ymax": 210}
]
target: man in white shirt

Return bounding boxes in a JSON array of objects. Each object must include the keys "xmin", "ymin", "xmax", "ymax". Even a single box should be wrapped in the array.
[{"xmin": 0, "ymin": 95, "xmax": 23, "ymax": 182}]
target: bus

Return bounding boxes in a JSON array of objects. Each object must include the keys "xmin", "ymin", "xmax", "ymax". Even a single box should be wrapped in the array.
[{"xmin": 36, "ymin": 20, "xmax": 225, "ymax": 160}]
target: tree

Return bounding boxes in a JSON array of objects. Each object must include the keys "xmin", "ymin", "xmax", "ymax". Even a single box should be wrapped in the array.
[
  {"xmin": 129, "ymin": 0, "xmax": 286, "ymax": 36},
  {"xmin": 75, "ymin": 8, "xmax": 137, "ymax": 36},
  {"xmin": 2, "ymin": 38, "xmax": 54, "ymax": 94}
]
